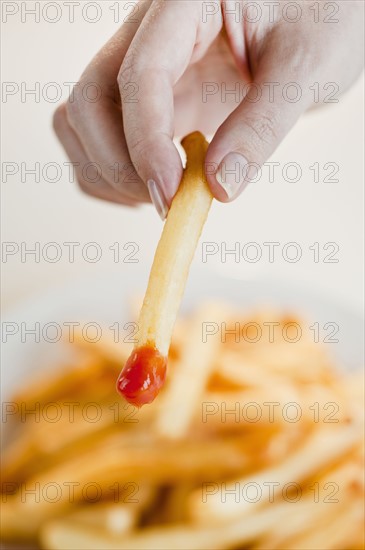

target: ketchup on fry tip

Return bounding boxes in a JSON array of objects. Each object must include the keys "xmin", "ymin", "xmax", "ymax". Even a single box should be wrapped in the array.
[{"xmin": 116, "ymin": 344, "xmax": 167, "ymax": 407}]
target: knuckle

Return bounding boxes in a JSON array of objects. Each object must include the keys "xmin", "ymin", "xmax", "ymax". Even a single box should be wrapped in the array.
[
  {"xmin": 52, "ymin": 103, "xmax": 67, "ymax": 135},
  {"xmin": 118, "ymin": 47, "xmax": 139, "ymax": 91},
  {"xmin": 65, "ymin": 80, "xmax": 88, "ymax": 124},
  {"xmin": 65, "ymin": 96, "xmax": 79, "ymax": 125},
  {"xmin": 244, "ymin": 113, "xmax": 278, "ymax": 147},
  {"xmin": 128, "ymin": 131, "xmax": 154, "ymax": 161},
  {"xmin": 76, "ymin": 177, "xmax": 92, "ymax": 196}
]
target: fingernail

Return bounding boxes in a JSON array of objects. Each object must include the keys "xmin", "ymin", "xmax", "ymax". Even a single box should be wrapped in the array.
[
  {"xmin": 215, "ymin": 152, "xmax": 249, "ymax": 200},
  {"xmin": 147, "ymin": 179, "xmax": 168, "ymax": 221}
]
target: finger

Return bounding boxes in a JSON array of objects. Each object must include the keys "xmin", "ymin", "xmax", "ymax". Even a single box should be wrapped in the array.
[
  {"xmin": 67, "ymin": 99, "xmax": 148, "ymax": 203},
  {"xmin": 54, "ymin": 104, "xmax": 138, "ymax": 206},
  {"xmin": 65, "ymin": 1, "xmax": 153, "ymax": 203},
  {"xmin": 119, "ymin": 0, "xmax": 222, "ymax": 215},
  {"xmin": 206, "ymin": 29, "xmax": 313, "ymax": 202}
]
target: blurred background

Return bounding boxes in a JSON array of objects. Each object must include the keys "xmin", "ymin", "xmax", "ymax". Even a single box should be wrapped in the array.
[{"xmin": 1, "ymin": 1, "xmax": 364, "ymax": 315}]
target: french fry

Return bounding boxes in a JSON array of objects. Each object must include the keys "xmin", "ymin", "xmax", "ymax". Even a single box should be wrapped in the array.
[
  {"xmin": 41, "ymin": 510, "xmax": 275, "ymax": 550},
  {"xmin": 41, "ymin": 520, "xmax": 131, "ymax": 550},
  {"xmin": 215, "ymin": 352, "xmax": 290, "ymax": 389},
  {"xmin": 154, "ymin": 302, "xmax": 223, "ymax": 438},
  {"xmin": 254, "ymin": 459, "xmax": 364, "ymax": 549},
  {"xmin": 52, "ymin": 503, "xmax": 136, "ymax": 537},
  {"xmin": 2, "ymin": 302, "xmax": 364, "ymax": 549},
  {"xmin": 29, "ymin": 433, "xmax": 249, "ymax": 490},
  {"xmin": 277, "ymin": 499, "xmax": 364, "ymax": 550},
  {"xmin": 1, "ymin": 478, "xmax": 153, "ymax": 541},
  {"xmin": 43, "ymin": 492, "xmax": 356, "ymax": 550},
  {"xmin": 116, "ymin": 132, "xmax": 213, "ymax": 406},
  {"xmin": 189, "ymin": 423, "xmax": 362, "ymax": 523},
  {"xmin": 10, "ymin": 352, "xmax": 105, "ymax": 408},
  {"xmin": 1, "ymin": 435, "xmax": 250, "ymax": 539}
]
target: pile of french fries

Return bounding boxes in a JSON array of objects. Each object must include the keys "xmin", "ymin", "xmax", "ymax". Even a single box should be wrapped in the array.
[{"xmin": 1, "ymin": 303, "xmax": 364, "ymax": 550}]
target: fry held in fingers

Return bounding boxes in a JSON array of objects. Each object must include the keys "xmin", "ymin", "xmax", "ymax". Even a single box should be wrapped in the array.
[{"xmin": 116, "ymin": 132, "xmax": 213, "ymax": 407}]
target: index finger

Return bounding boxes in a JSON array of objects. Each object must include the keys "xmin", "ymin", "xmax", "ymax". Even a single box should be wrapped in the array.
[{"xmin": 119, "ymin": 0, "xmax": 222, "ymax": 212}]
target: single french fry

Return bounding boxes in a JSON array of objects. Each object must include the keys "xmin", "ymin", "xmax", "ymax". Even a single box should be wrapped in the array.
[
  {"xmin": 132, "ymin": 132, "xmax": 212, "ymax": 355},
  {"xmin": 154, "ymin": 302, "xmax": 224, "ymax": 438},
  {"xmin": 63, "ymin": 503, "xmax": 135, "ymax": 534},
  {"xmin": 116, "ymin": 132, "xmax": 213, "ymax": 406},
  {"xmin": 41, "ymin": 520, "xmax": 133, "ymax": 550}
]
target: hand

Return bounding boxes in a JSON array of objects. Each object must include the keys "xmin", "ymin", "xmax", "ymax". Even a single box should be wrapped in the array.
[{"xmin": 54, "ymin": 0, "xmax": 363, "ymax": 217}]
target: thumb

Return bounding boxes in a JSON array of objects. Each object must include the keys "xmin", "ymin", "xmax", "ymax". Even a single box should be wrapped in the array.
[{"xmin": 205, "ymin": 77, "xmax": 309, "ymax": 202}]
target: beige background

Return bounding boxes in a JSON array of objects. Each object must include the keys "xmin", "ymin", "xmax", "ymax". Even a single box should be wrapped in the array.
[{"xmin": 1, "ymin": 1, "xmax": 364, "ymax": 315}]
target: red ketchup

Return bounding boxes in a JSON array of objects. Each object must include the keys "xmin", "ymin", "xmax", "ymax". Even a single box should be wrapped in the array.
[{"xmin": 116, "ymin": 344, "xmax": 167, "ymax": 407}]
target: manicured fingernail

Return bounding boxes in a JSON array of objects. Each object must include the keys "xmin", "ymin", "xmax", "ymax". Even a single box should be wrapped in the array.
[
  {"xmin": 147, "ymin": 179, "xmax": 168, "ymax": 221},
  {"xmin": 215, "ymin": 152, "xmax": 249, "ymax": 200}
]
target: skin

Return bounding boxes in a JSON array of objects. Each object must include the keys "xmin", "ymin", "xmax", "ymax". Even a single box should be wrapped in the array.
[{"xmin": 54, "ymin": 0, "xmax": 364, "ymax": 211}]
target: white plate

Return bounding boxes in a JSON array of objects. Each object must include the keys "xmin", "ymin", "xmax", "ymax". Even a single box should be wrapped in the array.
[{"xmin": 2, "ymin": 265, "xmax": 364, "ymax": 401}]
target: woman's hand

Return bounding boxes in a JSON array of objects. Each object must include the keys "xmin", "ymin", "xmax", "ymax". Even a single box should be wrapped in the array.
[{"xmin": 54, "ymin": 0, "xmax": 363, "ymax": 217}]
